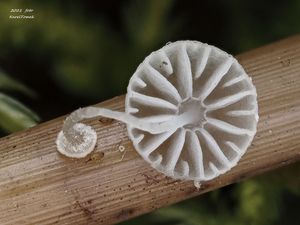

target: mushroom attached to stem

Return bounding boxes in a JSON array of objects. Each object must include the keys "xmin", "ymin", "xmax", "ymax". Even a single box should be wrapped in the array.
[{"xmin": 56, "ymin": 40, "xmax": 258, "ymax": 186}]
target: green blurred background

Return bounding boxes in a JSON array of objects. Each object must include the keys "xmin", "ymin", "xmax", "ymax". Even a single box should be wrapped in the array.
[{"xmin": 0, "ymin": 0, "xmax": 299, "ymax": 224}]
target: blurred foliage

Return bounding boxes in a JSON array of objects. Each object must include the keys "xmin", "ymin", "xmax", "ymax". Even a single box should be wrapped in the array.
[
  {"xmin": 0, "ymin": 70, "xmax": 38, "ymax": 133},
  {"xmin": 0, "ymin": 0, "xmax": 174, "ymax": 101},
  {"xmin": 0, "ymin": 69, "xmax": 36, "ymax": 98},
  {"xmin": 0, "ymin": 0, "xmax": 299, "ymax": 224},
  {"xmin": 0, "ymin": 93, "xmax": 38, "ymax": 132}
]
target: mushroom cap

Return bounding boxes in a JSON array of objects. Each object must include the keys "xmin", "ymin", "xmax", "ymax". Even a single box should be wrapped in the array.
[
  {"xmin": 56, "ymin": 123, "xmax": 97, "ymax": 158},
  {"xmin": 125, "ymin": 41, "xmax": 258, "ymax": 181}
]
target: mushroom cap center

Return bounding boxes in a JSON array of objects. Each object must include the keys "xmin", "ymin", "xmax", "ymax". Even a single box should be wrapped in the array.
[{"xmin": 178, "ymin": 97, "xmax": 206, "ymax": 130}]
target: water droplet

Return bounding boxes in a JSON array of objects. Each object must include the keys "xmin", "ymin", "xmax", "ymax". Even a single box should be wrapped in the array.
[{"xmin": 118, "ymin": 145, "xmax": 125, "ymax": 152}]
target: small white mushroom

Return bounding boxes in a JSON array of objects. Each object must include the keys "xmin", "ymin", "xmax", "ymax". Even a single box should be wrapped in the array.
[{"xmin": 56, "ymin": 41, "xmax": 258, "ymax": 184}]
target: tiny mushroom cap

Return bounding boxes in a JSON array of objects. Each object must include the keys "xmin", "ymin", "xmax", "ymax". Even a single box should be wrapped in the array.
[{"xmin": 56, "ymin": 123, "xmax": 97, "ymax": 158}]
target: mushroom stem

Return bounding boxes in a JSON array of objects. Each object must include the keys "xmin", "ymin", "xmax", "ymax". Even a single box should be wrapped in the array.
[{"xmin": 62, "ymin": 106, "xmax": 193, "ymax": 150}]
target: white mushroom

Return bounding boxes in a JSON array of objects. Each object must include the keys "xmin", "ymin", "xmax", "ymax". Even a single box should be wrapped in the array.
[{"xmin": 56, "ymin": 41, "xmax": 259, "ymax": 184}]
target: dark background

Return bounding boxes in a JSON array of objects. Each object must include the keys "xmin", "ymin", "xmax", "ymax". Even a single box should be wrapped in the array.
[{"xmin": 0, "ymin": 0, "xmax": 299, "ymax": 224}]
